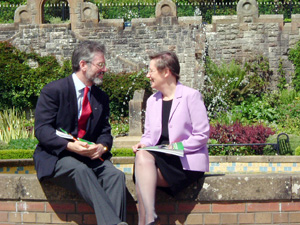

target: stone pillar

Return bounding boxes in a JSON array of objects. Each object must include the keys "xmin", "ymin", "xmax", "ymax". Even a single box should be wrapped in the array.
[{"xmin": 129, "ymin": 90, "xmax": 151, "ymax": 136}]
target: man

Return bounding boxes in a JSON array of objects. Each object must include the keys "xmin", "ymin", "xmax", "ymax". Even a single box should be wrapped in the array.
[{"xmin": 34, "ymin": 40, "xmax": 127, "ymax": 225}]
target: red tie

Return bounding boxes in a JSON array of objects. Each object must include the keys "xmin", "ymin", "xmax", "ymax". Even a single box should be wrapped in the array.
[{"xmin": 78, "ymin": 86, "xmax": 92, "ymax": 138}]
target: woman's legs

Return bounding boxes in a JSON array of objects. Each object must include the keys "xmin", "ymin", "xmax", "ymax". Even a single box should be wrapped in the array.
[{"xmin": 134, "ymin": 150, "xmax": 169, "ymax": 225}]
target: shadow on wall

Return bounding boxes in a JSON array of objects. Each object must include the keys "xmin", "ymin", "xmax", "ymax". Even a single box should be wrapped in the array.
[{"xmin": 40, "ymin": 179, "xmax": 138, "ymax": 224}]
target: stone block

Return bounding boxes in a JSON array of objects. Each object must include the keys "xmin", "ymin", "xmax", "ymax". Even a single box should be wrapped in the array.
[
  {"xmin": 212, "ymin": 15, "xmax": 238, "ymax": 25},
  {"xmin": 195, "ymin": 174, "xmax": 292, "ymax": 202},
  {"xmin": 99, "ymin": 19, "xmax": 124, "ymax": 28},
  {"xmin": 178, "ymin": 17, "xmax": 202, "ymax": 26},
  {"xmin": 129, "ymin": 89, "xmax": 152, "ymax": 136},
  {"xmin": 131, "ymin": 18, "xmax": 156, "ymax": 27}
]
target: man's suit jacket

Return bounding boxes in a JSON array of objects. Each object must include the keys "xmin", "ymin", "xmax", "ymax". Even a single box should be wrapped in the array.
[
  {"xmin": 34, "ymin": 75, "xmax": 113, "ymax": 181},
  {"xmin": 140, "ymin": 82, "xmax": 210, "ymax": 172}
]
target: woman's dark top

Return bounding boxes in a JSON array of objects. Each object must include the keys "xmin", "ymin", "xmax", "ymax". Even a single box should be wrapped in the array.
[{"xmin": 157, "ymin": 99, "xmax": 173, "ymax": 145}]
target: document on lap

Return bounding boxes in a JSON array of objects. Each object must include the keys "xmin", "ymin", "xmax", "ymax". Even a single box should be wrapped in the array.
[
  {"xmin": 56, "ymin": 128, "xmax": 94, "ymax": 144},
  {"xmin": 137, "ymin": 142, "xmax": 184, "ymax": 157}
]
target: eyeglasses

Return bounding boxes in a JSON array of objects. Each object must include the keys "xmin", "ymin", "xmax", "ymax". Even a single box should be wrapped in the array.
[
  {"xmin": 88, "ymin": 62, "xmax": 106, "ymax": 69},
  {"xmin": 148, "ymin": 69, "xmax": 157, "ymax": 74}
]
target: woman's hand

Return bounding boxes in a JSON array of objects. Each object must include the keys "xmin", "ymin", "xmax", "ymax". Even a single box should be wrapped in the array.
[{"xmin": 132, "ymin": 143, "xmax": 146, "ymax": 154}]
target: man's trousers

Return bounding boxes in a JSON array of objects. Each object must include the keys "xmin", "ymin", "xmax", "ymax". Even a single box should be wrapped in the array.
[{"xmin": 49, "ymin": 156, "xmax": 127, "ymax": 225}]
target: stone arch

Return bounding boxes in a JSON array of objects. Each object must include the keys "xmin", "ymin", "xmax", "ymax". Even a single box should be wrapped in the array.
[
  {"xmin": 14, "ymin": 0, "xmax": 98, "ymax": 30},
  {"xmin": 39, "ymin": 0, "xmax": 70, "ymax": 24},
  {"xmin": 37, "ymin": 0, "xmax": 80, "ymax": 25}
]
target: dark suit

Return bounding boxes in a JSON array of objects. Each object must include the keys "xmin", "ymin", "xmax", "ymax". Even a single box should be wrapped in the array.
[{"xmin": 34, "ymin": 75, "xmax": 126, "ymax": 225}]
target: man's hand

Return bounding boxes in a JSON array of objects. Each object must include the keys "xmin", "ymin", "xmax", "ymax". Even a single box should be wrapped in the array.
[{"xmin": 66, "ymin": 141, "xmax": 107, "ymax": 160}]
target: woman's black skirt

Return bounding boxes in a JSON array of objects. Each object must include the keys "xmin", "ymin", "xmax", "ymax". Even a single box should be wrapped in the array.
[{"xmin": 134, "ymin": 151, "xmax": 204, "ymax": 196}]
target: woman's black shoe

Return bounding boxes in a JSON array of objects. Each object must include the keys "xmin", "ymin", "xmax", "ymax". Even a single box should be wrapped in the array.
[{"xmin": 147, "ymin": 216, "xmax": 160, "ymax": 225}]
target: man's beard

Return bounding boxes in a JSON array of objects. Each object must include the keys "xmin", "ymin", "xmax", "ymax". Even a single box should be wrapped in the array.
[
  {"xmin": 86, "ymin": 71, "xmax": 103, "ymax": 86},
  {"xmin": 93, "ymin": 77, "xmax": 103, "ymax": 85}
]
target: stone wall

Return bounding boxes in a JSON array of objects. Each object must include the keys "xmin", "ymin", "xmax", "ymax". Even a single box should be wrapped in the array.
[
  {"xmin": 0, "ymin": 172, "xmax": 300, "ymax": 224},
  {"xmin": 1, "ymin": 0, "xmax": 300, "ymax": 89}
]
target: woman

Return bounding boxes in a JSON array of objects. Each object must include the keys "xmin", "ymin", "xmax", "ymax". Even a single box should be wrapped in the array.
[{"xmin": 132, "ymin": 51, "xmax": 210, "ymax": 225}]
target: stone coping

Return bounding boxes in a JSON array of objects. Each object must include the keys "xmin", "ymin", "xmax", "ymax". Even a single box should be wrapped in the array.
[
  {"xmin": 1, "ymin": 156, "xmax": 300, "ymax": 166},
  {"xmin": 0, "ymin": 173, "xmax": 300, "ymax": 203}
]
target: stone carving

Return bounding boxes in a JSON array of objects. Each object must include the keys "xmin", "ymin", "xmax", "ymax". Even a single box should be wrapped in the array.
[
  {"xmin": 81, "ymin": 2, "xmax": 98, "ymax": 23},
  {"xmin": 14, "ymin": 6, "xmax": 31, "ymax": 24},
  {"xmin": 237, "ymin": 0, "xmax": 259, "ymax": 23},
  {"xmin": 155, "ymin": 0, "xmax": 177, "ymax": 18}
]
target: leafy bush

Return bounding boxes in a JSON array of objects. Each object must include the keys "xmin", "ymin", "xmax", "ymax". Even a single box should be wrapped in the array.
[
  {"xmin": 277, "ymin": 59, "xmax": 288, "ymax": 91},
  {"xmin": 0, "ymin": 149, "xmax": 34, "ymax": 159},
  {"xmin": 110, "ymin": 117, "xmax": 129, "ymax": 137},
  {"xmin": 0, "ymin": 140, "xmax": 8, "ymax": 150},
  {"xmin": 209, "ymin": 122, "xmax": 275, "ymax": 155},
  {"xmin": 230, "ymin": 96, "xmax": 279, "ymax": 124},
  {"xmin": 201, "ymin": 56, "xmax": 272, "ymax": 118},
  {"xmin": 111, "ymin": 148, "xmax": 134, "ymax": 157},
  {"xmin": 0, "ymin": 41, "xmax": 71, "ymax": 110},
  {"xmin": 7, "ymin": 138, "xmax": 38, "ymax": 150},
  {"xmin": 102, "ymin": 69, "xmax": 151, "ymax": 120},
  {"xmin": 295, "ymin": 146, "xmax": 300, "ymax": 156},
  {"xmin": 288, "ymin": 40, "xmax": 300, "ymax": 92},
  {"xmin": 275, "ymin": 98, "xmax": 300, "ymax": 135}
]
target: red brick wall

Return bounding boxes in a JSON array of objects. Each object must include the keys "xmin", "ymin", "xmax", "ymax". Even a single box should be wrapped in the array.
[{"xmin": 1, "ymin": 200, "xmax": 300, "ymax": 225}]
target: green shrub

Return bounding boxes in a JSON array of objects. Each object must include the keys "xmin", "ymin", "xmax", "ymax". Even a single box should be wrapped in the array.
[
  {"xmin": 288, "ymin": 40, "xmax": 300, "ymax": 92},
  {"xmin": 110, "ymin": 118, "xmax": 129, "ymax": 137},
  {"xmin": 276, "ymin": 98, "xmax": 300, "ymax": 134},
  {"xmin": 0, "ymin": 141, "xmax": 8, "ymax": 150},
  {"xmin": 102, "ymin": 69, "xmax": 152, "ymax": 120},
  {"xmin": 111, "ymin": 148, "xmax": 134, "ymax": 157},
  {"xmin": 0, "ymin": 41, "xmax": 71, "ymax": 110},
  {"xmin": 295, "ymin": 146, "xmax": 300, "ymax": 156},
  {"xmin": 0, "ymin": 148, "xmax": 135, "ymax": 159},
  {"xmin": 202, "ymin": 56, "xmax": 272, "ymax": 118},
  {"xmin": 8, "ymin": 138, "xmax": 38, "ymax": 150},
  {"xmin": 279, "ymin": 89, "xmax": 299, "ymax": 105},
  {"xmin": 277, "ymin": 58, "xmax": 287, "ymax": 91},
  {"xmin": 0, "ymin": 149, "xmax": 34, "ymax": 159},
  {"xmin": 262, "ymin": 145, "xmax": 277, "ymax": 155}
]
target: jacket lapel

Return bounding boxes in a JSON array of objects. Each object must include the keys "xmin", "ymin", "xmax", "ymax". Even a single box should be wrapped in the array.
[{"xmin": 169, "ymin": 82, "xmax": 183, "ymax": 122}]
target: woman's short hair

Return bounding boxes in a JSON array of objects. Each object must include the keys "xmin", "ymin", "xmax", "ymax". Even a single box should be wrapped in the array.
[
  {"xmin": 149, "ymin": 51, "xmax": 180, "ymax": 81},
  {"xmin": 72, "ymin": 41, "xmax": 106, "ymax": 72}
]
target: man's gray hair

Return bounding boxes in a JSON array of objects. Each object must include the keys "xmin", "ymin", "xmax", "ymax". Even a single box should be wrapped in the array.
[{"xmin": 72, "ymin": 40, "xmax": 106, "ymax": 72}]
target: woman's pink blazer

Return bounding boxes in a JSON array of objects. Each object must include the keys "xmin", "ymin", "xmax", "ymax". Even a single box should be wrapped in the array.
[{"xmin": 140, "ymin": 82, "xmax": 210, "ymax": 172}]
